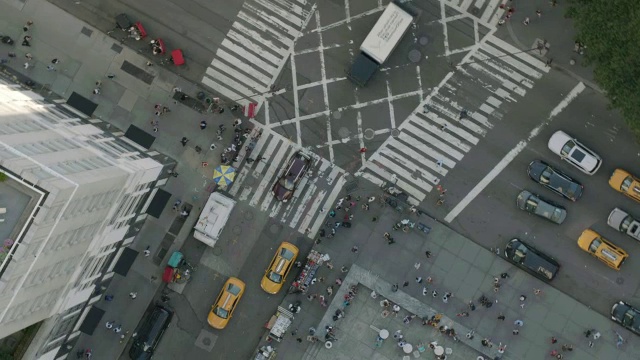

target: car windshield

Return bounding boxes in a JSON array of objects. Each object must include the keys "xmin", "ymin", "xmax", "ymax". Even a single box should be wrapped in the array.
[
  {"xmin": 511, "ymin": 244, "xmax": 528, "ymax": 263},
  {"xmin": 623, "ymin": 310, "xmax": 637, "ymax": 327},
  {"xmin": 279, "ymin": 177, "xmax": 296, "ymax": 191},
  {"xmin": 524, "ymin": 199, "xmax": 538, "ymax": 212},
  {"xmin": 621, "ymin": 216, "xmax": 633, "ymax": 232},
  {"xmin": 588, "ymin": 238, "xmax": 602, "ymax": 253},
  {"xmin": 551, "ymin": 208, "xmax": 563, "ymax": 222},
  {"xmin": 267, "ymin": 271, "xmax": 283, "ymax": 283},
  {"xmin": 561, "ymin": 141, "xmax": 575, "ymax": 156},
  {"xmin": 621, "ymin": 176, "xmax": 633, "ymax": 191},
  {"xmin": 214, "ymin": 306, "xmax": 229, "ymax": 319},
  {"xmin": 540, "ymin": 170, "xmax": 552, "ymax": 183}
]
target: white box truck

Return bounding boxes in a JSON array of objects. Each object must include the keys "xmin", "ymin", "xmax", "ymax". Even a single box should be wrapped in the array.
[
  {"xmin": 193, "ymin": 192, "xmax": 236, "ymax": 248},
  {"xmin": 347, "ymin": 1, "xmax": 415, "ymax": 86}
]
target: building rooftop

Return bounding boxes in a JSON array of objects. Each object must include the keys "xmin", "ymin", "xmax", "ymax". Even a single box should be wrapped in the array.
[{"xmin": 0, "ymin": 170, "xmax": 46, "ymax": 271}]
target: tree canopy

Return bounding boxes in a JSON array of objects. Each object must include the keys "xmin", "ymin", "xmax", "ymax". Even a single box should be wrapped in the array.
[{"xmin": 568, "ymin": 0, "xmax": 640, "ymax": 138}]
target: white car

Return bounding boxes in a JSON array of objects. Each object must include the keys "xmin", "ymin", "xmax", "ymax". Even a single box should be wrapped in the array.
[
  {"xmin": 547, "ymin": 130, "xmax": 602, "ymax": 175},
  {"xmin": 607, "ymin": 208, "xmax": 640, "ymax": 242}
]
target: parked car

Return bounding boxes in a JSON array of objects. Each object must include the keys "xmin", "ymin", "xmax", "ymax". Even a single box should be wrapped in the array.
[
  {"xmin": 504, "ymin": 238, "xmax": 560, "ymax": 282},
  {"xmin": 607, "ymin": 208, "xmax": 640, "ymax": 242},
  {"xmin": 516, "ymin": 190, "xmax": 567, "ymax": 224},
  {"xmin": 272, "ymin": 151, "xmax": 312, "ymax": 202},
  {"xmin": 609, "ymin": 168, "xmax": 640, "ymax": 203},
  {"xmin": 611, "ymin": 301, "xmax": 640, "ymax": 335},
  {"xmin": 527, "ymin": 160, "xmax": 583, "ymax": 201},
  {"xmin": 261, "ymin": 242, "xmax": 299, "ymax": 294},
  {"xmin": 577, "ymin": 229, "xmax": 628, "ymax": 270},
  {"xmin": 208, "ymin": 277, "xmax": 245, "ymax": 329},
  {"xmin": 129, "ymin": 305, "xmax": 173, "ymax": 360},
  {"xmin": 547, "ymin": 130, "xmax": 602, "ymax": 175}
]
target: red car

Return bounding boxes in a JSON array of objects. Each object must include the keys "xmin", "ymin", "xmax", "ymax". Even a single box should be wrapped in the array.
[{"xmin": 272, "ymin": 152, "xmax": 311, "ymax": 202}]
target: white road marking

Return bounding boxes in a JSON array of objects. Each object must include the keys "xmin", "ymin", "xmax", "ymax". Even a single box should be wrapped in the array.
[
  {"xmin": 214, "ymin": 50, "xmax": 271, "ymax": 84},
  {"xmin": 479, "ymin": 43, "xmax": 543, "ymax": 79},
  {"xmin": 220, "ymin": 39, "xmax": 277, "ymax": 73},
  {"xmin": 408, "ymin": 116, "xmax": 472, "ymax": 152},
  {"xmin": 397, "ymin": 132, "xmax": 456, "ymax": 168},
  {"xmin": 244, "ymin": 3, "xmax": 301, "ymax": 37},
  {"xmin": 250, "ymin": 144, "xmax": 293, "ymax": 207},
  {"xmin": 444, "ymin": 82, "xmax": 586, "ymax": 223},
  {"xmin": 487, "ymin": 36, "xmax": 550, "ymax": 72},
  {"xmin": 227, "ymin": 30, "xmax": 281, "ymax": 65},
  {"xmin": 386, "ymin": 80, "xmax": 397, "ymax": 129}
]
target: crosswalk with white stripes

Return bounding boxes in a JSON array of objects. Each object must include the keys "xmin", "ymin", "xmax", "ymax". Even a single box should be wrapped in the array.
[
  {"xmin": 356, "ymin": 35, "xmax": 550, "ymax": 204},
  {"xmin": 446, "ymin": 0, "xmax": 508, "ymax": 25},
  {"xmin": 201, "ymin": 0, "xmax": 315, "ymax": 107},
  {"xmin": 229, "ymin": 129, "xmax": 346, "ymax": 236}
]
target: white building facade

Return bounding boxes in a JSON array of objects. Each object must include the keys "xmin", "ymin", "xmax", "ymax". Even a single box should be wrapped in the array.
[{"xmin": 0, "ymin": 78, "xmax": 168, "ymax": 358}]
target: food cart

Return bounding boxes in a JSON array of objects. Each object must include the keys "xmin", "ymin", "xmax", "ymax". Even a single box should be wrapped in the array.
[
  {"xmin": 253, "ymin": 345, "xmax": 276, "ymax": 360},
  {"xmin": 290, "ymin": 250, "xmax": 325, "ymax": 293},
  {"xmin": 265, "ymin": 306, "xmax": 295, "ymax": 342}
]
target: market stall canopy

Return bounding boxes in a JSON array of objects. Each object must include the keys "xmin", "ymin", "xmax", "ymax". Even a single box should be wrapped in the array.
[{"xmin": 213, "ymin": 165, "xmax": 236, "ymax": 186}]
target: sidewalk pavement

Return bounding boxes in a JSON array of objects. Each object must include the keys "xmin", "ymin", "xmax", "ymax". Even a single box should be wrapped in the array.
[
  {"xmin": 260, "ymin": 183, "xmax": 639, "ymax": 360},
  {"xmin": 496, "ymin": 0, "xmax": 601, "ymax": 92},
  {"xmin": 1, "ymin": 0, "xmax": 252, "ymax": 357}
]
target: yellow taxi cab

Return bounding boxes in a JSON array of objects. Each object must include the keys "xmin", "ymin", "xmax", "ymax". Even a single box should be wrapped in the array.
[
  {"xmin": 208, "ymin": 277, "xmax": 245, "ymax": 329},
  {"xmin": 609, "ymin": 169, "xmax": 640, "ymax": 203},
  {"xmin": 260, "ymin": 242, "xmax": 299, "ymax": 294},
  {"xmin": 577, "ymin": 229, "xmax": 628, "ymax": 270}
]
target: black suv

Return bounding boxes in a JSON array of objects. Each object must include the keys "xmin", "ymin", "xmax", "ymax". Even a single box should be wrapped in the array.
[
  {"xmin": 129, "ymin": 305, "xmax": 173, "ymax": 359},
  {"xmin": 504, "ymin": 238, "xmax": 560, "ymax": 282},
  {"xmin": 527, "ymin": 160, "xmax": 583, "ymax": 201}
]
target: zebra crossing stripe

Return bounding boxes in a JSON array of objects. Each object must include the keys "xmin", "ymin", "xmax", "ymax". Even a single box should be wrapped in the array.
[
  {"xmin": 238, "ymin": 12, "xmax": 294, "ymax": 45},
  {"xmin": 253, "ymin": 138, "xmax": 280, "ymax": 174},
  {"xmin": 211, "ymin": 59, "xmax": 268, "ymax": 90},
  {"xmin": 403, "ymin": 122, "xmax": 465, "ymax": 160},
  {"xmin": 487, "ymin": 36, "xmax": 550, "ymax": 72},
  {"xmin": 266, "ymin": 0, "xmax": 308, "ymax": 18},
  {"xmin": 287, "ymin": 183, "xmax": 318, "ymax": 227},
  {"xmin": 480, "ymin": 0, "xmax": 503, "ymax": 23},
  {"xmin": 229, "ymin": 167, "xmax": 251, "ymax": 197},
  {"xmin": 254, "ymin": 0, "xmax": 304, "ymax": 27},
  {"xmin": 472, "ymin": 52, "xmax": 536, "ymax": 89},
  {"xmin": 363, "ymin": 159, "xmax": 427, "ymax": 202},
  {"xmin": 201, "ymin": 77, "xmax": 249, "ymax": 106},
  {"xmin": 214, "ymin": 50, "xmax": 271, "ymax": 85},
  {"xmin": 421, "ymin": 112, "xmax": 479, "ymax": 145},
  {"xmin": 220, "ymin": 39, "xmax": 277, "ymax": 73},
  {"xmin": 306, "ymin": 178, "xmax": 346, "ymax": 236},
  {"xmin": 249, "ymin": 144, "xmax": 293, "ymax": 207},
  {"xmin": 227, "ymin": 30, "xmax": 281, "ymax": 65},
  {"xmin": 397, "ymin": 131, "xmax": 456, "ymax": 169},
  {"xmin": 244, "ymin": 3, "xmax": 302, "ymax": 38},
  {"xmin": 428, "ymin": 94, "xmax": 488, "ymax": 136},
  {"xmin": 376, "ymin": 151, "xmax": 435, "ymax": 192},
  {"xmin": 468, "ymin": 62, "xmax": 527, "ymax": 97},
  {"xmin": 205, "ymin": 67, "xmax": 265, "ymax": 100},
  {"xmin": 479, "ymin": 43, "xmax": 543, "ymax": 80},
  {"xmin": 232, "ymin": 22, "xmax": 288, "ymax": 56},
  {"xmin": 388, "ymin": 137, "xmax": 448, "ymax": 177},
  {"xmin": 408, "ymin": 116, "xmax": 472, "ymax": 153}
]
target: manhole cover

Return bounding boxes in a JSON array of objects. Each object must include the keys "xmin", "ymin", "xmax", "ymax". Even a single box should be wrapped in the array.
[
  {"xmin": 411, "ymin": 169, "xmax": 422, "ymax": 179},
  {"xmin": 419, "ymin": 37, "xmax": 429, "ymax": 46},
  {"xmin": 232, "ymin": 225, "xmax": 242, "ymax": 235},
  {"xmin": 245, "ymin": 176, "xmax": 257, "ymax": 185},
  {"xmin": 270, "ymin": 223, "xmax": 283, "ymax": 233},
  {"xmin": 337, "ymin": 127, "xmax": 350, "ymax": 138},
  {"xmin": 408, "ymin": 49, "xmax": 421, "ymax": 63},
  {"xmin": 333, "ymin": 111, "xmax": 342, "ymax": 119},
  {"xmin": 364, "ymin": 128, "xmax": 375, "ymax": 140},
  {"xmin": 202, "ymin": 338, "xmax": 211, "ymax": 345},
  {"xmin": 616, "ymin": 277, "xmax": 624, "ymax": 285},
  {"xmin": 391, "ymin": 128, "xmax": 400, "ymax": 137}
]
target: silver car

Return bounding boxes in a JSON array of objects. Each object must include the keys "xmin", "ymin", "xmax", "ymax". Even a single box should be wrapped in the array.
[
  {"xmin": 607, "ymin": 208, "xmax": 640, "ymax": 241},
  {"xmin": 516, "ymin": 190, "xmax": 567, "ymax": 224}
]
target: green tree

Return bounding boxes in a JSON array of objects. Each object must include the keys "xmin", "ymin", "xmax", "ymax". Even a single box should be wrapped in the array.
[{"xmin": 568, "ymin": 0, "xmax": 640, "ymax": 138}]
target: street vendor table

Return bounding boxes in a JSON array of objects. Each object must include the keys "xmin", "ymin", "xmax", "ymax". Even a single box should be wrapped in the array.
[
  {"xmin": 403, "ymin": 343, "xmax": 413, "ymax": 354},
  {"xmin": 434, "ymin": 345, "xmax": 444, "ymax": 356},
  {"xmin": 266, "ymin": 306, "xmax": 294, "ymax": 342},
  {"xmin": 290, "ymin": 250, "xmax": 324, "ymax": 293}
]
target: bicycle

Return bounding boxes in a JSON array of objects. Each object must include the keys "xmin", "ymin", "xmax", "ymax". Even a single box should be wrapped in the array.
[{"xmin": 614, "ymin": 330, "xmax": 625, "ymax": 348}]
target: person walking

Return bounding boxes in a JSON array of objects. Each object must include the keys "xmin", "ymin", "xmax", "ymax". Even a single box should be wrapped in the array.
[
  {"xmin": 199, "ymin": 120, "xmax": 207, "ymax": 130},
  {"xmin": 180, "ymin": 137, "xmax": 189, "ymax": 146},
  {"xmin": 129, "ymin": 292, "xmax": 137, "ymax": 299},
  {"xmin": 105, "ymin": 321, "xmax": 114, "ymax": 329},
  {"xmin": 523, "ymin": 17, "xmax": 530, "ymax": 25},
  {"xmin": 143, "ymin": 246, "xmax": 151, "ymax": 257},
  {"xmin": 113, "ymin": 325, "xmax": 122, "ymax": 333}
]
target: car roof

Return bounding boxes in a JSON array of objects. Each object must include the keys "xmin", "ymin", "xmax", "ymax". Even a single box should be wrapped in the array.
[
  {"xmin": 505, "ymin": 239, "xmax": 559, "ymax": 279},
  {"xmin": 612, "ymin": 302, "xmax": 640, "ymax": 332},
  {"xmin": 608, "ymin": 208, "xmax": 629, "ymax": 229}
]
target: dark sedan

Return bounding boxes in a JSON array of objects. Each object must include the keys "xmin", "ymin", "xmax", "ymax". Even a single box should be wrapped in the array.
[
  {"xmin": 272, "ymin": 152, "xmax": 311, "ymax": 202},
  {"xmin": 527, "ymin": 160, "xmax": 583, "ymax": 201},
  {"xmin": 504, "ymin": 238, "xmax": 560, "ymax": 282},
  {"xmin": 611, "ymin": 301, "xmax": 640, "ymax": 335}
]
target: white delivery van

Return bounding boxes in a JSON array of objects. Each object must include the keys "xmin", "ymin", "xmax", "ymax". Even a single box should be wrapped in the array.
[
  {"xmin": 347, "ymin": 1, "xmax": 415, "ymax": 86},
  {"xmin": 193, "ymin": 192, "xmax": 236, "ymax": 248}
]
